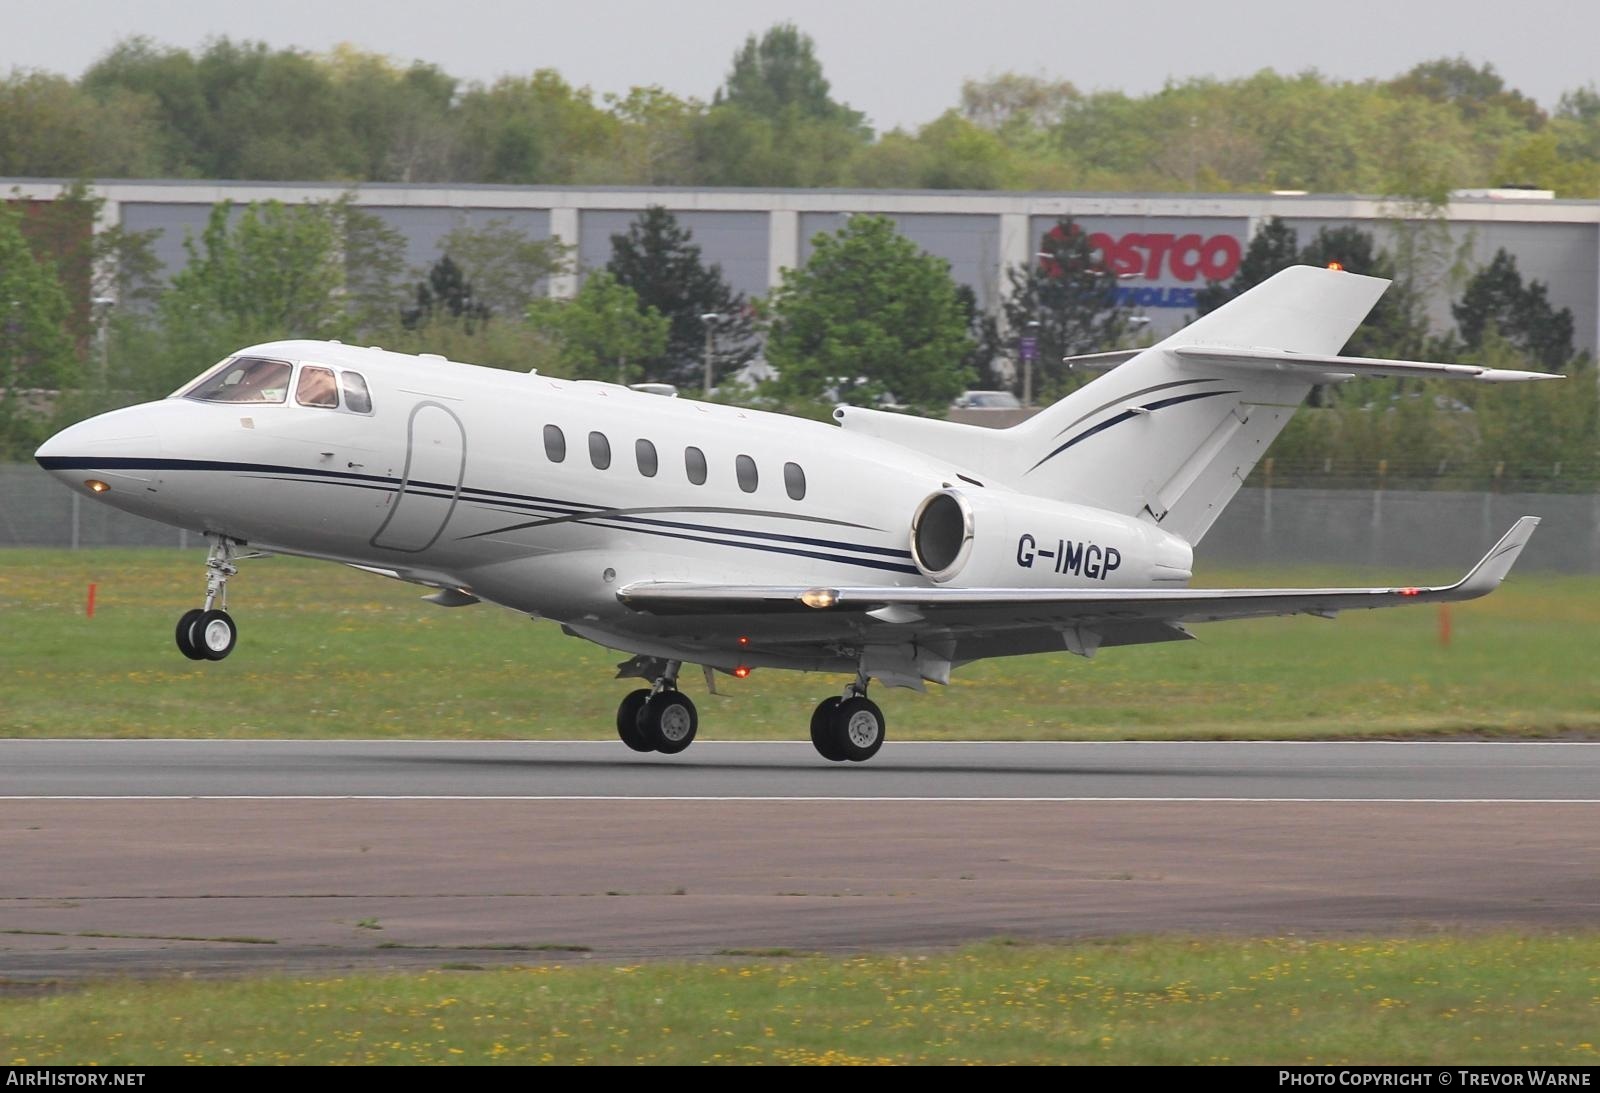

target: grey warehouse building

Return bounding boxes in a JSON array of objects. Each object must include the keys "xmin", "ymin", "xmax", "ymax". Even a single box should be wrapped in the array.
[{"xmin": 9, "ymin": 179, "xmax": 1600, "ymax": 353}]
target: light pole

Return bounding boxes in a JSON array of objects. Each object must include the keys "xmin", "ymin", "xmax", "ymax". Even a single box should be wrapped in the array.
[
  {"xmin": 92, "ymin": 296, "xmax": 115, "ymax": 388},
  {"xmin": 1024, "ymin": 251, "xmax": 1054, "ymax": 408},
  {"xmin": 699, "ymin": 312, "xmax": 720, "ymax": 397}
]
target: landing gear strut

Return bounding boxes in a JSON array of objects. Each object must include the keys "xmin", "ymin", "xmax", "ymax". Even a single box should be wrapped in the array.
[
  {"xmin": 615, "ymin": 660, "xmax": 698, "ymax": 755},
  {"xmin": 175, "ymin": 535, "xmax": 241, "ymax": 661},
  {"xmin": 810, "ymin": 676, "xmax": 885, "ymax": 763}
]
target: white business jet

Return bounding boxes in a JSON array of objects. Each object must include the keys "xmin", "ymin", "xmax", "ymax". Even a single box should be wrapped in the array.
[{"xmin": 35, "ymin": 266, "xmax": 1553, "ymax": 761}]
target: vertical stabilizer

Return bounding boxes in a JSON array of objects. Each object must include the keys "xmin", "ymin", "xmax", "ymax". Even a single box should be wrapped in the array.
[{"xmin": 1002, "ymin": 265, "xmax": 1389, "ymax": 543}]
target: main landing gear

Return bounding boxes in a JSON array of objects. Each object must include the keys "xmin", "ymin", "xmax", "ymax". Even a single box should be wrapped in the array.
[
  {"xmin": 615, "ymin": 660, "xmax": 699, "ymax": 755},
  {"xmin": 175, "ymin": 535, "xmax": 241, "ymax": 662},
  {"xmin": 614, "ymin": 666, "xmax": 886, "ymax": 762},
  {"xmin": 809, "ymin": 676, "xmax": 885, "ymax": 763}
]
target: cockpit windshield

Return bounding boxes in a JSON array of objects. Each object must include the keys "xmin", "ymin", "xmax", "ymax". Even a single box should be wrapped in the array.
[{"xmin": 183, "ymin": 357, "xmax": 294, "ymax": 404}]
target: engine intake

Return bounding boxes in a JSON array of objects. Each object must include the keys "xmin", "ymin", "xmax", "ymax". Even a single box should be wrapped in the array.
[{"xmin": 908, "ymin": 488, "xmax": 1193, "ymax": 588}]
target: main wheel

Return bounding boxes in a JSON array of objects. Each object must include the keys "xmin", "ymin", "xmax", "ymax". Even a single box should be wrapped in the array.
[
  {"xmin": 175, "ymin": 609, "xmax": 207, "ymax": 661},
  {"xmin": 809, "ymin": 696, "xmax": 845, "ymax": 761},
  {"xmin": 640, "ymin": 690, "xmax": 698, "ymax": 755},
  {"xmin": 195, "ymin": 609, "xmax": 237, "ymax": 661},
  {"xmin": 616, "ymin": 689, "xmax": 654, "ymax": 752},
  {"xmin": 831, "ymin": 696, "xmax": 885, "ymax": 762}
]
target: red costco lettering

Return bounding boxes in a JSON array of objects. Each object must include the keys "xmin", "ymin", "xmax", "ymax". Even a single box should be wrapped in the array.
[
  {"xmin": 1049, "ymin": 228, "xmax": 1244, "ymax": 283},
  {"xmin": 1169, "ymin": 234, "xmax": 1204, "ymax": 280},
  {"xmin": 1199, "ymin": 235, "xmax": 1242, "ymax": 281}
]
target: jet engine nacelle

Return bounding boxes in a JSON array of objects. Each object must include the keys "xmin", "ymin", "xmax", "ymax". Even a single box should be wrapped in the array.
[{"xmin": 908, "ymin": 488, "xmax": 1194, "ymax": 588}]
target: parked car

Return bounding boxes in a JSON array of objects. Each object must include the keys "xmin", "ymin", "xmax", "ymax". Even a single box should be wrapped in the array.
[{"xmin": 952, "ymin": 390, "xmax": 1022, "ymax": 410}]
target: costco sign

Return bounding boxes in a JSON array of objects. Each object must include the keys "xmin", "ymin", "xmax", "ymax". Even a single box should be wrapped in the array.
[{"xmin": 1041, "ymin": 222, "xmax": 1245, "ymax": 309}]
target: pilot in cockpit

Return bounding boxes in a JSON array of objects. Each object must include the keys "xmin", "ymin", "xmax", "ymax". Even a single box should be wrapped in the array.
[{"xmin": 296, "ymin": 365, "xmax": 339, "ymax": 408}]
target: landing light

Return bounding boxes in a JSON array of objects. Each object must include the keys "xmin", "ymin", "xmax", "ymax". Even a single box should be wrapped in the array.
[
  {"xmin": 800, "ymin": 588, "xmax": 839, "ymax": 609},
  {"xmin": 84, "ymin": 480, "xmax": 110, "ymax": 494}
]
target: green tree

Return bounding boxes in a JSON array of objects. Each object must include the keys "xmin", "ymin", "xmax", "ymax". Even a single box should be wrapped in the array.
[
  {"xmin": 1452, "ymin": 249, "xmax": 1575, "ymax": 369},
  {"xmin": 1389, "ymin": 57, "xmax": 1545, "ymax": 130},
  {"xmin": 605, "ymin": 206, "xmax": 756, "ymax": 387},
  {"xmin": 526, "ymin": 272, "xmax": 668, "ymax": 383},
  {"xmin": 454, "ymin": 71, "xmax": 618, "ymax": 183},
  {"xmin": 402, "ymin": 256, "xmax": 489, "ymax": 332},
  {"xmin": 0, "ymin": 205, "xmax": 78, "ymax": 456},
  {"xmin": 999, "ymin": 217, "xmax": 1128, "ymax": 400},
  {"xmin": 108, "ymin": 199, "xmax": 355, "ymax": 399},
  {"xmin": 167, "ymin": 201, "xmax": 345, "ymax": 338},
  {"xmin": 0, "ymin": 71, "xmax": 160, "ymax": 177},
  {"xmin": 716, "ymin": 23, "xmax": 864, "ymax": 129},
  {"xmin": 766, "ymin": 215, "xmax": 973, "ymax": 415},
  {"xmin": 335, "ymin": 200, "xmax": 411, "ymax": 338},
  {"xmin": 436, "ymin": 217, "xmax": 571, "ymax": 318}
]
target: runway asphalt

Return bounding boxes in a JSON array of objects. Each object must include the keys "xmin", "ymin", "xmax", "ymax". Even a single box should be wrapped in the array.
[
  {"xmin": 1, "ymin": 741, "xmax": 1596, "ymax": 981},
  {"xmin": 3, "ymin": 739, "xmax": 1598, "ymax": 800}
]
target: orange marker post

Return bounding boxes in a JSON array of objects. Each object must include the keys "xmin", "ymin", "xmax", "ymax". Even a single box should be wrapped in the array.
[
  {"xmin": 1438, "ymin": 603, "xmax": 1452, "ymax": 648},
  {"xmin": 86, "ymin": 582, "xmax": 97, "ymax": 619}
]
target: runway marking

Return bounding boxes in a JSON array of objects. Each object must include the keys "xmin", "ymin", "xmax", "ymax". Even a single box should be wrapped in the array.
[
  {"xmin": 9, "ymin": 739, "xmax": 1600, "ymax": 746},
  {"xmin": 4, "ymin": 795, "xmax": 1598, "ymax": 804}
]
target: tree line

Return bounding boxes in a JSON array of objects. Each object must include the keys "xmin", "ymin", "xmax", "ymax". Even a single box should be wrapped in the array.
[
  {"xmin": 0, "ymin": 186, "xmax": 1594, "ymax": 489},
  {"xmin": 5, "ymin": 29, "xmax": 1600, "ymax": 198}
]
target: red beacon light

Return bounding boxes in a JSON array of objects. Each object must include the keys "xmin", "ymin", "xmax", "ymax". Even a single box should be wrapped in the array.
[
  {"xmin": 1327, "ymin": 261, "xmax": 1344, "ymax": 271},
  {"xmin": 733, "ymin": 666, "xmax": 751, "ymax": 679}
]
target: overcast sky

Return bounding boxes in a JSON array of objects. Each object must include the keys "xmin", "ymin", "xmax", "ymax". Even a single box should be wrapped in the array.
[{"xmin": 5, "ymin": 0, "xmax": 1596, "ymax": 132}]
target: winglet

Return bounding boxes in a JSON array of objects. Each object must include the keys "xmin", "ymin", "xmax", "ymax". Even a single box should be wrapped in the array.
[{"xmin": 1449, "ymin": 517, "xmax": 1540, "ymax": 598}]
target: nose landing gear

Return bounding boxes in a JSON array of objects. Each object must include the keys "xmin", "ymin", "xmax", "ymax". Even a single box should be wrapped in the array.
[{"xmin": 175, "ymin": 535, "xmax": 243, "ymax": 661}]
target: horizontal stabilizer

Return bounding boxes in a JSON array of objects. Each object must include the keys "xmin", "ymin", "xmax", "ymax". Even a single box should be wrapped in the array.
[{"xmin": 1171, "ymin": 346, "xmax": 1562, "ymax": 383}]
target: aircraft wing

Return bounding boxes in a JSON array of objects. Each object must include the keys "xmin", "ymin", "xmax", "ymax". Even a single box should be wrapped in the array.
[{"xmin": 617, "ymin": 518, "xmax": 1539, "ymax": 629}]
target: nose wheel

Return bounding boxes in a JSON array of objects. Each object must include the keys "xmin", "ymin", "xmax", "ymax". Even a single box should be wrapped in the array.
[
  {"xmin": 174, "ymin": 535, "xmax": 246, "ymax": 661},
  {"xmin": 175, "ymin": 608, "xmax": 237, "ymax": 661}
]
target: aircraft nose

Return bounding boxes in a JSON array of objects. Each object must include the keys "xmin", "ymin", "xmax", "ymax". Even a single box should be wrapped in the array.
[{"xmin": 34, "ymin": 405, "xmax": 163, "ymax": 490}]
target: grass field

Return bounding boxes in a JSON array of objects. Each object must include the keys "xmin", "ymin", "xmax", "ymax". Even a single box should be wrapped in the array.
[
  {"xmin": 5, "ymin": 936, "xmax": 1599, "ymax": 1065},
  {"xmin": 1, "ymin": 549, "xmax": 1596, "ymax": 740}
]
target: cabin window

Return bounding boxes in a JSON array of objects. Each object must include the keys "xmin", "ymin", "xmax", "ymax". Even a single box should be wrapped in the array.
[
  {"xmin": 341, "ymin": 371, "xmax": 373, "ymax": 414},
  {"xmin": 635, "ymin": 439, "xmax": 658, "ymax": 477},
  {"xmin": 589, "ymin": 431, "xmax": 611, "ymax": 470},
  {"xmin": 685, "ymin": 446, "xmax": 708, "ymax": 485},
  {"xmin": 735, "ymin": 454, "xmax": 758, "ymax": 494},
  {"xmin": 543, "ymin": 424, "xmax": 566, "ymax": 463},
  {"xmin": 183, "ymin": 357, "xmax": 292, "ymax": 404},
  {"xmin": 784, "ymin": 461, "xmax": 806, "ymax": 501},
  {"xmin": 295, "ymin": 366, "xmax": 339, "ymax": 408}
]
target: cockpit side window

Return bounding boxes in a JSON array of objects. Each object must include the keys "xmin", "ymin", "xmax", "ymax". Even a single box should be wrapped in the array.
[
  {"xmin": 296, "ymin": 366, "xmax": 339, "ymax": 409},
  {"xmin": 340, "ymin": 371, "xmax": 373, "ymax": 414},
  {"xmin": 183, "ymin": 357, "xmax": 293, "ymax": 404}
]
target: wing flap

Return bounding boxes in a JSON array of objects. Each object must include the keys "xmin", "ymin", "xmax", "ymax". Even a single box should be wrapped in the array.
[{"xmin": 617, "ymin": 518, "xmax": 1539, "ymax": 627}]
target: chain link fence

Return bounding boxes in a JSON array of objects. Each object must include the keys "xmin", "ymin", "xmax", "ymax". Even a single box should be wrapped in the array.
[{"xmin": 3, "ymin": 464, "xmax": 1597, "ymax": 572}]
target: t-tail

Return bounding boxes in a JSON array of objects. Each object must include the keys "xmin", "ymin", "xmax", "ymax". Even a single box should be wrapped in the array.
[{"xmin": 1004, "ymin": 265, "xmax": 1559, "ymax": 544}]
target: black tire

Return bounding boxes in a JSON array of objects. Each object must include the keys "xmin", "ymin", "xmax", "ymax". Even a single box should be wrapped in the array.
[
  {"xmin": 196, "ymin": 609, "xmax": 237, "ymax": 661},
  {"xmin": 616, "ymin": 689, "xmax": 654, "ymax": 752},
  {"xmin": 175, "ymin": 609, "xmax": 207, "ymax": 660},
  {"xmin": 831, "ymin": 696, "xmax": 885, "ymax": 762},
  {"xmin": 640, "ymin": 690, "xmax": 698, "ymax": 755},
  {"xmin": 809, "ymin": 697, "xmax": 845, "ymax": 761}
]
